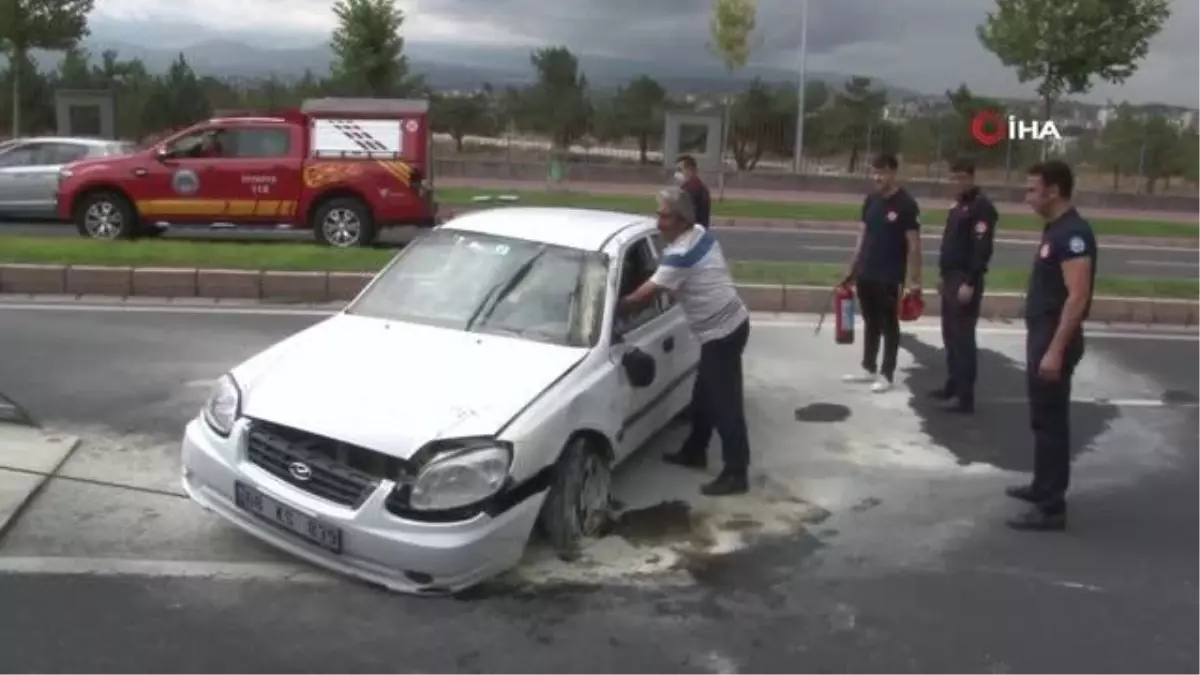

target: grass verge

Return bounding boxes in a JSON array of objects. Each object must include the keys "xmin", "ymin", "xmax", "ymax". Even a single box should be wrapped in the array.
[
  {"xmin": 1, "ymin": 237, "xmax": 1195, "ymax": 300},
  {"xmin": 437, "ymin": 187, "xmax": 1199, "ymax": 240}
]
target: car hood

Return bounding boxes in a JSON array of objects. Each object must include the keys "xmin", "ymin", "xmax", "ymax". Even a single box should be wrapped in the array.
[
  {"xmin": 65, "ymin": 153, "xmax": 140, "ymax": 176},
  {"xmin": 236, "ymin": 313, "xmax": 589, "ymax": 460}
]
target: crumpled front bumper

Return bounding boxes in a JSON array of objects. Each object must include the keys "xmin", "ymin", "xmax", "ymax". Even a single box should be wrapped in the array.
[{"xmin": 179, "ymin": 417, "xmax": 547, "ymax": 594}]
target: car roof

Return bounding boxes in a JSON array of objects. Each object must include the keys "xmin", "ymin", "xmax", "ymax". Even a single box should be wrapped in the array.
[
  {"xmin": 442, "ymin": 207, "xmax": 655, "ymax": 252},
  {"xmin": 7, "ymin": 136, "xmax": 124, "ymax": 147}
]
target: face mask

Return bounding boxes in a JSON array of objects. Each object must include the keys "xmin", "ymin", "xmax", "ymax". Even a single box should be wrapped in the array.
[{"xmin": 673, "ymin": 171, "xmax": 686, "ymax": 184}]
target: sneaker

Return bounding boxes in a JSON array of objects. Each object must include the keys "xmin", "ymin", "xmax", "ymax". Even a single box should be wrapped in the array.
[
  {"xmin": 870, "ymin": 376, "xmax": 893, "ymax": 393},
  {"xmin": 842, "ymin": 371, "xmax": 876, "ymax": 384}
]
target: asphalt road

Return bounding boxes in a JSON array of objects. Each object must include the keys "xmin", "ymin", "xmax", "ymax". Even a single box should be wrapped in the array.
[
  {"xmin": 3, "ymin": 219, "xmax": 1198, "ymax": 279},
  {"xmin": 0, "ymin": 300, "xmax": 1195, "ymax": 673}
]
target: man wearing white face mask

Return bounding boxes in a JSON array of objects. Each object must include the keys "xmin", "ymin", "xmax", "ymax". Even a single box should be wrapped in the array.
[{"xmin": 674, "ymin": 154, "xmax": 711, "ymax": 228}]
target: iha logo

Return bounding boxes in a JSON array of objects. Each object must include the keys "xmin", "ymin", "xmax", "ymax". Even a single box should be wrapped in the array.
[{"xmin": 970, "ymin": 109, "xmax": 1062, "ymax": 146}]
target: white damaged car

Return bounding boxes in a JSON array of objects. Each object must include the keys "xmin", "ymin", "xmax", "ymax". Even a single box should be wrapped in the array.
[{"xmin": 181, "ymin": 207, "xmax": 701, "ymax": 594}]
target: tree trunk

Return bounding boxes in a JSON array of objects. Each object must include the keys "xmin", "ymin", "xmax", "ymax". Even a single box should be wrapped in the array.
[
  {"xmin": 1040, "ymin": 93, "xmax": 1054, "ymax": 161},
  {"xmin": 454, "ymin": 133, "xmax": 465, "ymax": 152},
  {"xmin": 10, "ymin": 48, "xmax": 23, "ymax": 138},
  {"xmin": 637, "ymin": 135, "xmax": 648, "ymax": 164}
]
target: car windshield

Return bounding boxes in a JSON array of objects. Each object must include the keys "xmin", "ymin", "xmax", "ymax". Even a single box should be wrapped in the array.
[{"xmin": 345, "ymin": 228, "xmax": 609, "ymax": 348}]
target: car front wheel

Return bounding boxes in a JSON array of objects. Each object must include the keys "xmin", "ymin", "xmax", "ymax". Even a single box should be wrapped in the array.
[
  {"xmin": 75, "ymin": 191, "xmax": 137, "ymax": 240},
  {"xmin": 539, "ymin": 436, "xmax": 613, "ymax": 559}
]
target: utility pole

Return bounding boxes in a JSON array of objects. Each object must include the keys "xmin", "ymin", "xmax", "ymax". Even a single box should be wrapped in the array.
[{"xmin": 791, "ymin": 0, "xmax": 809, "ymax": 174}]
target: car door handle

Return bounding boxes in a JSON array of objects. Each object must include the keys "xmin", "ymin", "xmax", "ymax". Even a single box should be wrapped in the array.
[{"xmin": 662, "ymin": 336, "xmax": 675, "ymax": 353}]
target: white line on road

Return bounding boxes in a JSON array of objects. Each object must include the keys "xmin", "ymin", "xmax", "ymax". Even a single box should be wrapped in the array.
[
  {"xmin": 976, "ymin": 397, "xmax": 1198, "ymax": 408},
  {"xmin": 1128, "ymin": 260, "xmax": 1200, "ymax": 268},
  {"xmin": 0, "ymin": 555, "xmax": 340, "ymax": 583}
]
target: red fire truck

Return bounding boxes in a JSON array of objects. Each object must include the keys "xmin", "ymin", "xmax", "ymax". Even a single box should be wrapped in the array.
[{"xmin": 56, "ymin": 98, "xmax": 437, "ymax": 247}]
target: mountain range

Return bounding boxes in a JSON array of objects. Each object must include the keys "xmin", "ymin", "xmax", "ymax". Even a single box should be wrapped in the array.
[{"xmin": 23, "ymin": 37, "xmax": 925, "ymax": 100}]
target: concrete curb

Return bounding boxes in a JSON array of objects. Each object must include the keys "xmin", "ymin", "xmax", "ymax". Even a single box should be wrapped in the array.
[
  {"xmin": 2, "ymin": 263, "xmax": 1196, "ymax": 326},
  {"xmin": 439, "ymin": 207, "xmax": 1199, "ymax": 248}
]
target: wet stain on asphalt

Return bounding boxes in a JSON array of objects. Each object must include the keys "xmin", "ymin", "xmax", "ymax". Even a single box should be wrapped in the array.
[
  {"xmin": 1161, "ymin": 389, "xmax": 1199, "ymax": 404},
  {"xmin": 600, "ymin": 500, "xmax": 715, "ymax": 548},
  {"xmin": 794, "ymin": 402, "xmax": 852, "ymax": 423},
  {"xmin": 900, "ymin": 335, "xmax": 1119, "ymax": 471}
]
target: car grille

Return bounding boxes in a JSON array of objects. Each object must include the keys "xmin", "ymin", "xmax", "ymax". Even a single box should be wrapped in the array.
[{"xmin": 245, "ymin": 420, "xmax": 409, "ymax": 508}]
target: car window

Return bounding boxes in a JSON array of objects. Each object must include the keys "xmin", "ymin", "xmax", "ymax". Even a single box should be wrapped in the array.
[
  {"xmin": 645, "ymin": 232, "xmax": 677, "ymax": 311},
  {"xmin": 0, "ymin": 144, "xmax": 43, "ymax": 168},
  {"xmin": 614, "ymin": 237, "xmax": 664, "ymax": 334},
  {"xmin": 167, "ymin": 129, "xmax": 221, "ymax": 158},
  {"xmin": 225, "ymin": 128, "xmax": 291, "ymax": 158},
  {"xmin": 345, "ymin": 229, "xmax": 608, "ymax": 348},
  {"xmin": 35, "ymin": 143, "xmax": 91, "ymax": 165}
]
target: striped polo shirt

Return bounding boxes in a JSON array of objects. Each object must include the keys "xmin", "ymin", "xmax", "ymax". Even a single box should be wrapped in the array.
[{"xmin": 651, "ymin": 224, "xmax": 749, "ymax": 343}]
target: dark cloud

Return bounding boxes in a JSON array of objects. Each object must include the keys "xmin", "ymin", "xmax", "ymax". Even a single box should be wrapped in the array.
[{"xmin": 413, "ymin": 0, "xmax": 1198, "ymax": 105}]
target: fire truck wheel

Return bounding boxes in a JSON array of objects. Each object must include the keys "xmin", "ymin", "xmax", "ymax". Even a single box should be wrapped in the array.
[
  {"xmin": 75, "ymin": 191, "xmax": 137, "ymax": 240},
  {"xmin": 312, "ymin": 197, "xmax": 377, "ymax": 248}
]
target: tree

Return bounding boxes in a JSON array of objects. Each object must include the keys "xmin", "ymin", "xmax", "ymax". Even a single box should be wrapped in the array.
[
  {"xmin": 526, "ymin": 46, "xmax": 591, "ymax": 151},
  {"xmin": 1139, "ymin": 113, "xmax": 1187, "ymax": 193},
  {"xmin": 329, "ymin": 0, "xmax": 423, "ymax": 97},
  {"xmin": 0, "ymin": 0, "xmax": 94, "ymax": 136},
  {"xmin": 708, "ymin": 0, "xmax": 758, "ymax": 181},
  {"xmin": 1098, "ymin": 103, "xmax": 1143, "ymax": 191},
  {"xmin": 609, "ymin": 75, "xmax": 668, "ymax": 164},
  {"xmin": 140, "ymin": 54, "xmax": 210, "ymax": 134},
  {"xmin": 977, "ymin": 0, "xmax": 1171, "ymax": 119},
  {"xmin": 831, "ymin": 77, "xmax": 887, "ymax": 172},
  {"xmin": 727, "ymin": 78, "xmax": 779, "ymax": 170},
  {"xmin": 56, "ymin": 45, "xmax": 92, "ymax": 88},
  {"xmin": 430, "ymin": 92, "xmax": 494, "ymax": 152}
]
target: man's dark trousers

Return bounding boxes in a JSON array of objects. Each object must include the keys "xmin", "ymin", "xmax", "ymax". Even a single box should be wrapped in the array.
[
  {"xmin": 679, "ymin": 319, "xmax": 751, "ymax": 473},
  {"xmin": 940, "ymin": 275, "xmax": 983, "ymax": 403},
  {"xmin": 856, "ymin": 279, "xmax": 900, "ymax": 380},
  {"xmin": 1025, "ymin": 318, "xmax": 1085, "ymax": 511}
]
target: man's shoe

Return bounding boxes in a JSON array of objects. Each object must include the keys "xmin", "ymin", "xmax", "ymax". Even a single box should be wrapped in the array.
[
  {"xmin": 663, "ymin": 450, "xmax": 707, "ymax": 470},
  {"xmin": 842, "ymin": 371, "xmax": 876, "ymax": 384},
  {"xmin": 700, "ymin": 472, "xmax": 749, "ymax": 496},
  {"xmin": 928, "ymin": 386, "xmax": 954, "ymax": 400},
  {"xmin": 938, "ymin": 397, "xmax": 975, "ymax": 414},
  {"xmin": 1006, "ymin": 505, "xmax": 1067, "ymax": 531},
  {"xmin": 1005, "ymin": 485, "xmax": 1040, "ymax": 503},
  {"xmin": 870, "ymin": 376, "xmax": 894, "ymax": 393}
]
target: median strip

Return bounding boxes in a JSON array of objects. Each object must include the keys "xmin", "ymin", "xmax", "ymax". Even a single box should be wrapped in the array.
[
  {"xmin": 437, "ymin": 188, "xmax": 1200, "ymax": 241},
  {"xmin": 2, "ymin": 258, "xmax": 1200, "ymax": 326}
]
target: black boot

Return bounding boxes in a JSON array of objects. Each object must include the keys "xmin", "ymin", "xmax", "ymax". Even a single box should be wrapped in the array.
[
  {"xmin": 928, "ymin": 385, "xmax": 955, "ymax": 400},
  {"xmin": 938, "ymin": 395, "xmax": 975, "ymax": 414},
  {"xmin": 663, "ymin": 450, "xmax": 707, "ymax": 470},
  {"xmin": 1006, "ymin": 504, "xmax": 1067, "ymax": 531},
  {"xmin": 700, "ymin": 470, "xmax": 749, "ymax": 496}
]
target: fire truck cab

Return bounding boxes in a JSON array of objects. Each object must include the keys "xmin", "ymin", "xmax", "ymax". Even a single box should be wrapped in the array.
[{"xmin": 56, "ymin": 98, "xmax": 437, "ymax": 247}]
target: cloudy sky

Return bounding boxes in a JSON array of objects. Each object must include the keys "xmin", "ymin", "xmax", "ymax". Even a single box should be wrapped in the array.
[{"xmin": 91, "ymin": 0, "xmax": 1199, "ymax": 106}]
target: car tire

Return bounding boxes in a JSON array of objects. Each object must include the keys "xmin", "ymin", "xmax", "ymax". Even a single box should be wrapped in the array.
[
  {"xmin": 539, "ymin": 436, "xmax": 613, "ymax": 559},
  {"xmin": 312, "ymin": 197, "xmax": 377, "ymax": 248},
  {"xmin": 74, "ymin": 191, "xmax": 138, "ymax": 240}
]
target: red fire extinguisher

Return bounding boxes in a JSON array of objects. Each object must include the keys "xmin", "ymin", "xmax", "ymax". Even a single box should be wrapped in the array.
[{"xmin": 834, "ymin": 283, "xmax": 855, "ymax": 345}]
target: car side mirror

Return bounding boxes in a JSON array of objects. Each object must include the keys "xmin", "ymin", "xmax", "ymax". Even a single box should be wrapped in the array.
[
  {"xmin": 155, "ymin": 147, "xmax": 173, "ymax": 162},
  {"xmin": 621, "ymin": 347, "xmax": 656, "ymax": 388}
]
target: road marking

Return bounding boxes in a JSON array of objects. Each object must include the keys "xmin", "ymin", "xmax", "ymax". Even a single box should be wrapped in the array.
[
  {"xmin": 1128, "ymin": 260, "xmax": 1200, "ymax": 268},
  {"xmin": 978, "ymin": 396, "xmax": 1198, "ymax": 408},
  {"xmin": 0, "ymin": 555, "xmax": 340, "ymax": 583}
]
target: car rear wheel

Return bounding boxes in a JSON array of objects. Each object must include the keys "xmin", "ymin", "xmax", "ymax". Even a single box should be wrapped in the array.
[
  {"xmin": 539, "ymin": 436, "xmax": 613, "ymax": 558},
  {"xmin": 312, "ymin": 197, "xmax": 377, "ymax": 248},
  {"xmin": 75, "ymin": 191, "xmax": 137, "ymax": 240}
]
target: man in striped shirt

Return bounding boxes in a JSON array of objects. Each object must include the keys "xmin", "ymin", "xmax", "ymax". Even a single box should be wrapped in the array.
[{"xmin": 618, "ymin": 188, "xmax": 752, "ymax": 496}]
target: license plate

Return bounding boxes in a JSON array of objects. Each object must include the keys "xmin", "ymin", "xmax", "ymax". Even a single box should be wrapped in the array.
[{"xmin": 234, "ymin": 482, "xmax": 343, "ymax": 554}]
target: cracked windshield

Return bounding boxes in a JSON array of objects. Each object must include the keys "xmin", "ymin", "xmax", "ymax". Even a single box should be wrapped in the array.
[{"xmin": 0, "ymin": 0, "xmax": 1196, "ymax": 671}]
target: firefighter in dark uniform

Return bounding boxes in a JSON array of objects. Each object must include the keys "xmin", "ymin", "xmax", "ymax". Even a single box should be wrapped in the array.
[
  {"xmin": 1007, "ymin": 160, "xmax": 1098, "ymax": 532},
  {"xmin": 931, "ymin": 157, "xmax": 997, "ymax": 414}
]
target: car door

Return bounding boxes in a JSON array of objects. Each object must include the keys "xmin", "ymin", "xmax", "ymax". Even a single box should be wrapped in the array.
[
  {"xmin": 24, "ymin": 142, "xmax": 92, "ymax": 212},
  {"xmin": 609, "ymin": 235, "xmax": 683, "ymax": 460},
  {"xmin": 214, "ymin": 125, "xmax": 300, "ymax": 224},
  {"xmin": 138, "ymin": 126, "xmax": 229, "ymax": 224},
  {"xmin": 0, "ymin": 143, "xmax": 40, "ymax": 212}
]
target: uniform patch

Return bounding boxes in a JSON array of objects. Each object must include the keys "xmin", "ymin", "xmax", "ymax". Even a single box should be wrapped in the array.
[
  {"xmin": 974, "ymin": 220, "xmax": 988, "ymax": 234},
  {"xmin": 1039, "ymin": 243, "xmax": 1051, "ymax": 259},
  {"xmin": 886, "ymin": 211, "xmax": 898, "ymax": 222},
  {"xmin": 1068, "ymin": 236, "xmax": 1086, "ymax": 254}
]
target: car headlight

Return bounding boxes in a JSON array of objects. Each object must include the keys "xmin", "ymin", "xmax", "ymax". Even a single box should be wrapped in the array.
[
  {"xmin": 408, "ymin": 443, "xmax": 512, "ymax": 511},
  {"xmin": 202, "ymin": 374, "xmax": 241, "ymax": 436}
]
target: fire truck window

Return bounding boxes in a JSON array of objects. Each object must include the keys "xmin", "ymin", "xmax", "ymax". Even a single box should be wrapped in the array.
[{"xmin": 228, "ymin": 128, "xmax": 291, "ymax": 158}]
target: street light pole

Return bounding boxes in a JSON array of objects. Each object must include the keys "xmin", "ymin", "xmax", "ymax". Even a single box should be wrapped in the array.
[{"xmin": 792, "ymin": 0, "xmax": 810, "ymax": 173}]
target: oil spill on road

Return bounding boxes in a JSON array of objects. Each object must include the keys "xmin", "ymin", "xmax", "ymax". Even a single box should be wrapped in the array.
[
  {"xmin": 794, "ymin": 403, "xmax": 851, "ymax": 423},
  {"xmin": 900, "ymin": 335, "xmax": 1118, "ymax": 472}
]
